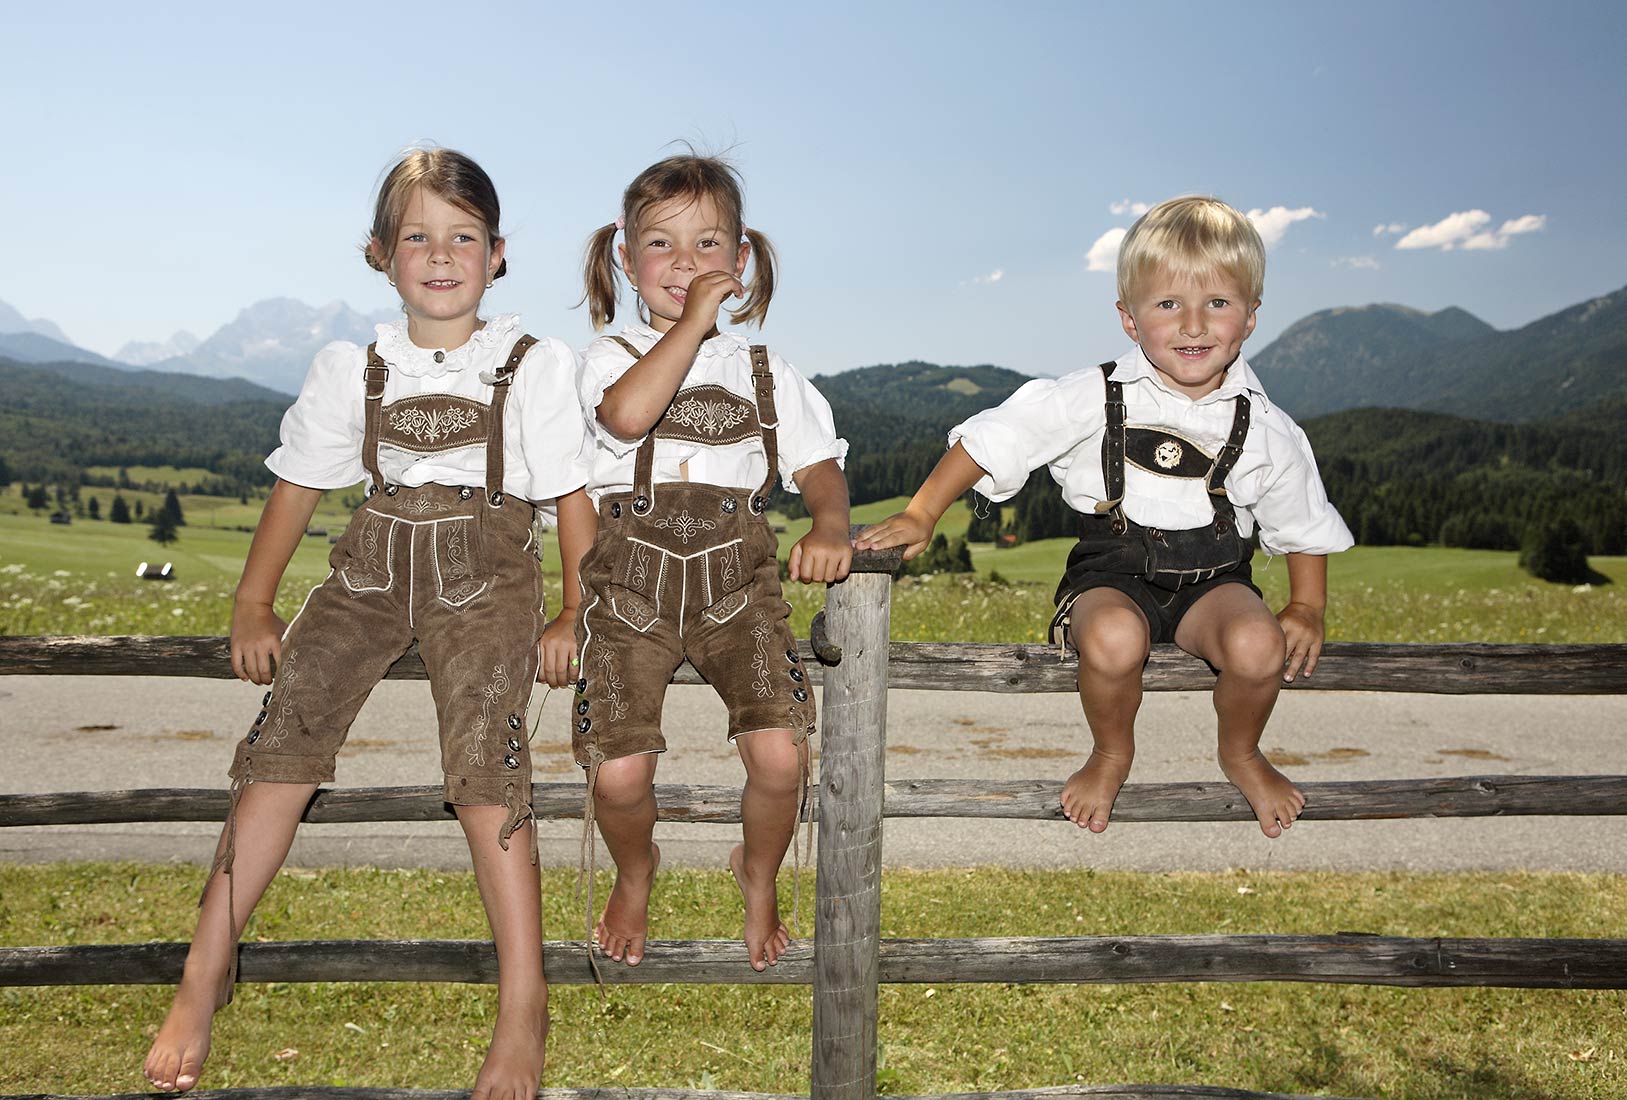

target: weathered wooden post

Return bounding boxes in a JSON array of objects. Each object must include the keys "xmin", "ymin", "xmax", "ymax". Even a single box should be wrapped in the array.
[{"xmin": 811, "ymin": 543, "xmax": 898, "ymax": 1100}]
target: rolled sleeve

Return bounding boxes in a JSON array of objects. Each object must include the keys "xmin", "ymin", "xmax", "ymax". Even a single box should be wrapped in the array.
[
  {"xmin": 1248, "ymin": 417, "xmax": 1354, "ymax": 556},
  {"xmin": 771, "ymin": 352, "xmax": 848, "ymax": 493},
  {"xmin": 948, "ymin": 372, "xmax": 1105, "ymax": 503},
  {"xmin": 264, "ymin": 342, "xmax": 367, "ymax": 490}
]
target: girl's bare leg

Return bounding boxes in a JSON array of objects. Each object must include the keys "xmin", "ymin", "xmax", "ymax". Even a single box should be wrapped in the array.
[
  {"xmin": 457, "ymin": 805, "xmax": 549, "ymax": 1100},
  {"xmin": 590, "ymin": 753, "xmax": 661, "ymax": 965},
  {"xmin": 1174, "ymin": 583, "xmax": 1305, "ymax": 837},
  {"xmin": 1060, "ymin": 589, "xmax": 1151, "ymax": 832},
  {"xmin": 731, "ymin": 728, "xmax": 804, "ymax": 970},
  {"xmin": 143, "ymin": 780, "xmax": 318, "ymax": 1093}
]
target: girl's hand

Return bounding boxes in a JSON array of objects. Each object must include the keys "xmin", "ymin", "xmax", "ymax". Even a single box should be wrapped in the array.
[
  {"xmin": 678, "ymin": 269, "xmax": 745, "ymax": 330},
  {"xmin": 853, "ymin": 509, "xmax": 935, "ymax": 561},
  {"xmin": 789, "ymin": 522, "xmax": 854, "ymax": 584},
  {"xmin": 537, "ymin": 607, "xmax": 580, "ymax": 688},
  {"xmin": 230, "ymin": 600, "xmax": 286, "ymax": 685},
  {"xmin": 1277, "ymin": 601, "xmax": 1325, "ymax": 683}
]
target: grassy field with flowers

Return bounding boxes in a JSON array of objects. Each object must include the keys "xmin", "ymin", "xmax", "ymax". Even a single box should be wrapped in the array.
[{"xmin": 3, "ymin": 487, "xmax": 1624, "ymax": 642}]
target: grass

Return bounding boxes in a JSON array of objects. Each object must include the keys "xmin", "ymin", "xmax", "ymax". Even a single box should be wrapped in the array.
[{"xmin": 0, "ymin": 863, "xmax": 1621, "ymax": 1098}]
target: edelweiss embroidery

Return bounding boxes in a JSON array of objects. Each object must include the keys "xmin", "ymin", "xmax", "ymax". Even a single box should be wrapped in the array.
[
  {"xmin": 402, "ymin": 497, "xmax": 451, "ymax": 515},
  {"xmin": 656, "ymin": 509, "xmax": 718, "ymax": 544},
  {"xmin": 389, "ymin": 405, "xmax": 480, "ymax": 444},
  {"xmin": 668, "ymin": 397, "xmax": 750, "ymax": 437},
  {"xmin": 1155, "ymin": 440, "xmax": 1184, "ymax": 469},
  {"xmin": 467, "ymin": 663, "xmax": 510, "ymax": 768}
]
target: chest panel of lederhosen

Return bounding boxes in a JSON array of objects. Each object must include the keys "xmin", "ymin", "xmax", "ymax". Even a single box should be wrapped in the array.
[
  {"xmin": 651, "ymin": 383, "xmax": 763, "ymax": 450},
  {"xmin": 375, "ymin": 392, "xmax": 493, "ymax": 459}
]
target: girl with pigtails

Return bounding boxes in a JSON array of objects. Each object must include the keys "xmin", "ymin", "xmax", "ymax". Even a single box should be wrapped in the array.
[{"xmin": 572, "ymin": 152, "xmax": 851, "ymax": 973}]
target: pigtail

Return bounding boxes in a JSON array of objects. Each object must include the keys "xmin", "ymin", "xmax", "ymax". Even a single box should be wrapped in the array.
[
  {"xmin": 578, "ymin": 223, "xmax": 623, "ymax": 330},
  {"xmin": 729, "ymin": 227, "xmax": 778, "ymax": 328}
]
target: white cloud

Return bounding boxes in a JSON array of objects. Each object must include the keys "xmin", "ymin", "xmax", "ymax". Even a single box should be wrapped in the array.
[
  {"xmin": 1333, "ymin": 255, "xmax": 1381, "ymax": 270},
  {"xmin": 1246, "ymin": 206, "xmax": 1325, "ymax": 248},
  {"xmin": 1372, "ymin": 222, "xmax": 1408, "ymax": 237},
  {"xmin": 1085, "ymin": 227, "xmax": 1127, "ymax": 273},
  {"xmin": 1110, "ymin": 200, "xmax": 1151, "ymax": 216},
  {"xmin": 962, "ymin": 268, "xmax": 1005, "ymax": 286},
  {"xmin": 1395, "ymin": 210, "xmax": 1546, "ymax": 251}
]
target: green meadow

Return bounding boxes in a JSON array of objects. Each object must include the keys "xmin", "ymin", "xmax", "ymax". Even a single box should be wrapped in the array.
[{"xmin": 3, "ymin": 485, "xmax": 1624, "ymax": 641}]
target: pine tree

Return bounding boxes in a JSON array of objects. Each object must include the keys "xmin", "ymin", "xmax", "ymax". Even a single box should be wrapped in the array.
[
  {"xmin": 110, "ymin": 495, "xmax": 132, "ymax": 524},
  {"xmin": 160, "ymin": 489, "xmax": 186, "ymax": 527},
  {"xmin": 149, "ymin": 510, "xmax": 180, "ymax": 547},
  {"xmin": 87, "ymin": 496, "xmax": 102, "ymax": 520}
]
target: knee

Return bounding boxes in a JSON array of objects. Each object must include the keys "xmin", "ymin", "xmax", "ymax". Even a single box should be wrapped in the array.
[
  {"xmin": 592, "ymin": 756, "xmax": 655, "ymax": 812},
  {"xmin": 1218, "ymin": 618, "xmax": 1287, "ymax": 681},
  {"xmin": 1073, "ymin": 608, "xmax": 1148, "ymax": 676},
  {"xmin": 736, "ymin": 731, "xmax": 804, "ymax": 796}
]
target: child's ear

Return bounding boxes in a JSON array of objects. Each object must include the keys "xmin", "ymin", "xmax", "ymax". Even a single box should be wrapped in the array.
[
  {"xmin": 734, "ymin": 237, "xmax": 751, "ymax": 279},
  {"xmin": 1116, "ymin": 300, "xmax": 1139, "ymax": 343},
  {"xmin": 1244, "ymin": 299, "xmax": 1261, "ymax": 340},
  {"xmin": 488, "ymin": 237, "xmax": 506, "ymax": 283},
  {"xmin": 367, "ymin": 237, "xmax": 389, "ymax": 274},
  {"xmin": 617, "ymin": 241, "xmax": 634, "ymax": 285}
]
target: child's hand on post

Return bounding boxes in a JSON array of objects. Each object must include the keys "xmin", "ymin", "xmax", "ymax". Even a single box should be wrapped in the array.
[
  {"xmin": 854, "ymin": 508, "xmax": 936, "ymax": 561},
  {"xmin": 1277, "ymin": 601, "xmax": 1325, "ymax": 683},
  {"xmin": 678, "ymin": 270, "xmax": 744, "ymax": 331},
  {"xmin": 537, "ymin": 607, "xmax": 580, "ymax": 688},
  {"xmin": 230, "ymin": 601, "xmax": 286, "ymax": 685},
  {"xmin": 789, "ymin": 520, "xmax": 854, "ymax": 583}
]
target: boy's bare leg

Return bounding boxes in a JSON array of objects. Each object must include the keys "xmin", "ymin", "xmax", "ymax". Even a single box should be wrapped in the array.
[
  {"xmin": 590, "ymin": 753, "xmax": 661, "ymax": 966},
  {"xmin": 143, "ymin": 780, "xmax": 318, "ymax": 1093},
  {"xmin": 1061, "ymin": 589, "xmax": 1151, "ymax": 832},
  {"xmin": 457, "ymin": 805, "xmax": 549, "ymax": 1100},
  {"xmin": 1174, "ymin": 583, "xmax": 1305, "ymax": 837},
  {"xmin": 732, "ymin": 728, "xmax": 803, "ymax": 970}
]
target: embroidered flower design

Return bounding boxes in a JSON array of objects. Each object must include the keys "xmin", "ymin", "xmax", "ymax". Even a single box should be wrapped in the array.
[
  {"xmin": 389, "ymin": 405, "xmax": 481, "ymax": 444},
  {"xmin": 668, "ymin": 397, "xmax": 750, "ymax": 437},
  {"xmin": 656, "ymin": 509, "xmax": 718, "ymax": 545},
  {"xmin": 1155, "ymin": 440, "xmax": 1184, "ymax": 469},
  {"xmin": 627, "ymin": 542, "xmax": 651, "ymax": 590},
  {"xmin": 593, "ymin": 648, "xmax": 629, "ymax": 722},
  {"xmin": 467, "ymin": 663, "xmax": 510, "ymax": 768},
  {"xmin": 263, "ymin": 650, "xmax": 300, "ymax": 750},
  {"xmin": 402, "ymin": 497, "xmax": 451, "ymax": 515},
  {"xmin": 749, "ymin": 607, "xmax": 775, "ymax": 699}
]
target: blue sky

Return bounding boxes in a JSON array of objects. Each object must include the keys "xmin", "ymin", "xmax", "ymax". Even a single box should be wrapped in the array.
[{"xmin": 5, "ymin": 0, "xmax": 1625, "ymax": 379}]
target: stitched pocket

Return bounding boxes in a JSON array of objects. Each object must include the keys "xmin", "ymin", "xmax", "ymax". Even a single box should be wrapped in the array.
[
  {"xmin": 432, "ymin": 516, "xmax": 490, "ymax": 610},
  {"xmin": 338, "ymin": 512, "xmax": 395, "ymax": 594},
  {"xmin": 607, "ymin": 584, "xmax": 661, "ymax": 633},
  {"xmin": 699, "ymin": 538, "xmax": 752, "ymax": 624}
]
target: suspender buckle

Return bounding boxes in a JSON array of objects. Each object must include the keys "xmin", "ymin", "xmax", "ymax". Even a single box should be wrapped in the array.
[{"xmin": 364, "ymin": 366, "xmax": 389, "ymax": 386}]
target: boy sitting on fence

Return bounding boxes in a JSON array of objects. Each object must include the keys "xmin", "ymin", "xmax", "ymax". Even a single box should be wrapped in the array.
[{"xmin": 856, "ymin": 196, "xmax": 1353, "ymax": 837}]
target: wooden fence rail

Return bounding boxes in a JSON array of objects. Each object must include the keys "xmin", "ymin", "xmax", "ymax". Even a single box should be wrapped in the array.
[{"xmin": 5, "ymin": 775, "xmax": 1626, "ymax": 828}]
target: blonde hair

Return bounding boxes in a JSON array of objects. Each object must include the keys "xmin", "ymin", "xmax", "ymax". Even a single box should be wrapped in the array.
[
  {"xmin": 1117, "ymin": 196, "xmax": 1264, "ymax": 304},
  {"xmin": 580, "ymin": 152, "xmax": 777, "ymax": 330},
  {"xmin": 363, "ymin": 147, "xmax": 508, "ymax": 280}
]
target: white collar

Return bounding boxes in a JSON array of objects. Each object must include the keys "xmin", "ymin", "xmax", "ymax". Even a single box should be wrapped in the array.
[
  {"xmin": 374, "ymin": 313, "xmax": 522, "ymax": 379},
  {"xmin": 621, "ymin": 322, "xmax": 751, "ymax": 359}
]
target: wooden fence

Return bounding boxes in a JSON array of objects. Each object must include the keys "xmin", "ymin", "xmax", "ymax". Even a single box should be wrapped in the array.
[{"xmin": 3, "ymin": 547, "xmax": 1626, "ymax": 1100}]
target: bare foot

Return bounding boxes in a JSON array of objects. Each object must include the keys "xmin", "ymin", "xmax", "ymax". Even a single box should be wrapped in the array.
[
  {"xmin": 142, "ymin": 979, "xmax": 222, "ymax": 1093},
  {"xmin": 729, "ymin": 843, "xmax": 790, "ymax": 971},
  {"xmin": 1219, "ymin": 749, "xmax": 1306, "ymax": 838},
  {"xmin": 595, "ymin": 842, "xmax": 660, "ymax": 965},
  {"xmin": 470, "ymin": 994, "xmax": 549, "ymax": 1100},
  {"xmin": 1059, "ymin": 750, "xmax": 1134, "ymax": 832}
]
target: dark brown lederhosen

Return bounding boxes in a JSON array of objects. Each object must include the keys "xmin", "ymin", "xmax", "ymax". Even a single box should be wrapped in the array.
[
  {"xmin": 1050, "ymin": 361, "xmax": 1256, "ymax": 646},
  {"xmin": 210, "ymin": 334, "xmax": 548, "ymax": 994},
  {"xmin": 572, "ymin": 340, "xmax": 815, "ymax": 941}
]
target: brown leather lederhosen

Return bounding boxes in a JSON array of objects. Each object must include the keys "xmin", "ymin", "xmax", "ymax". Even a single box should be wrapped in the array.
[
  {"xmin": 571, "ymin": 338, "xmax": 815, "ymax": 939},
  {"xmin": 1050, "ymin": 361, "xmax": 1254, "ymax": 644},
  {"xmin": 210, "ymin": 333, "xmax": 549, "ymax": 994}
]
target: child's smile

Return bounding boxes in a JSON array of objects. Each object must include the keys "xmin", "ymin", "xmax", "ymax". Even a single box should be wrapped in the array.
[
  {"xmin": 383, "ymin": 186, "xmax": 502, "ymax": 344},
  {"xmin": 620, "ymin": 193, "xmax": 746, "ymax": 332}
]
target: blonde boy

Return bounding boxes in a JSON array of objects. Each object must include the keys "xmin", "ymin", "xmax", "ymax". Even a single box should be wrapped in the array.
[{"xmin": 857, "ymin": 196, "xmax": 1352, "ymax": 836}]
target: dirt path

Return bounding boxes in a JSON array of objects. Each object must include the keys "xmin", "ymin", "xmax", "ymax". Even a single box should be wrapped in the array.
[{"xmin": 3, "ymin": 675, "xmax": 1624, "ymax": 872}]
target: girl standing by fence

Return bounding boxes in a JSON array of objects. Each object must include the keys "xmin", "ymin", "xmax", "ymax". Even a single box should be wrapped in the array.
[{"xmin": 142, "ymin": 147, "xmax": 595, "ymax": 1100}]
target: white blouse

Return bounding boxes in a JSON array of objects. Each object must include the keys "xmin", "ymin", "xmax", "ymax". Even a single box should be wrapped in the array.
[
  {"xmin": 266, "ymin": 313, "xmax": 592, "ymax": 521},
  {"xmin": 578, "ymin": 323, "xmax": 848, "ymax": 503},
  {"xmin": 949, "ymin": 346, "xmax": 1354, "ymax": 556}
]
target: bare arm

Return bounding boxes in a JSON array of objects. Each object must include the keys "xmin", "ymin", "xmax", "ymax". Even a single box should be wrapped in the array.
[
  {"xmin": 232, "ymin": 479, "xmax": 324, "ymax": 684},
  {"xmin": 787, "ymin": 458, "xmax": 853, "ymax": 583},
  {"xmin": 538, "ymin": 488, "xmax": 598, "ymax": 688},
  {"xmin": 1278, "ymin": 551, "xmax": 1328, "ymax": 682},
  {"xmin": 596, "ymin": 271, "xmax": 743, "ymax": 438},
  {"xmin": 852, "ymin": 442, "xmax": 990, "ymax": 560}
]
